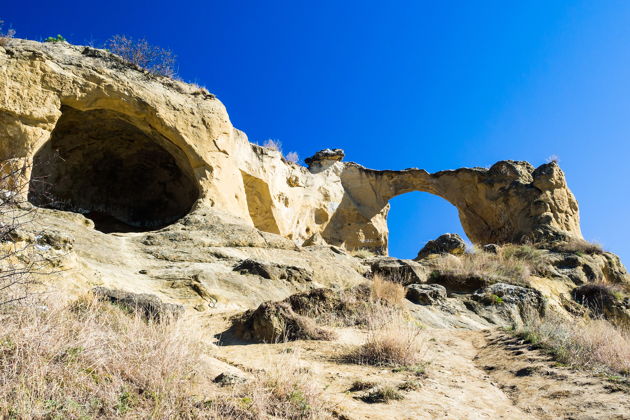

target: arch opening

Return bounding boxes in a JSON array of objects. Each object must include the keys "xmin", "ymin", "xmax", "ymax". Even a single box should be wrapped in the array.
[
  {"xmin": 387, "ymin": 191, "xmax": 471, "ymax": 258},
  {"xmin": 28, "ymin": 106, "xmax": 199, "ymax": 233}
]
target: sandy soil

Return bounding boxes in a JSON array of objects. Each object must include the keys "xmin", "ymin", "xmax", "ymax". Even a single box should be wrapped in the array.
[{"xmin": 207, "ymin": 315, "xmax": 629, "ymax": 420}]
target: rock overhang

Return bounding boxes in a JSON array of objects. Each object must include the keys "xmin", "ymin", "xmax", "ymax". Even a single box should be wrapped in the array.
[{"xmin": 0, "ymin": 39, "xmax": 583, "ymax": 253}]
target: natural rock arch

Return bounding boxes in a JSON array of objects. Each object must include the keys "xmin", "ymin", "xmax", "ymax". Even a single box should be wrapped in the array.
[
  {"xmin": 320, "ymin": 160, "xmax": 581, "ymax": 254},
  {"xmin": 28, "ymin": 106, "xmax": 199, "ymax": 233},
  {"xmin": 0, "ymin": 41, "xmax": 583, "ymax": 250}
]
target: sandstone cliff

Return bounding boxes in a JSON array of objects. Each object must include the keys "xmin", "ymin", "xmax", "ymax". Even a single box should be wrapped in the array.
[{"xmin": 1, "ymin": 39, "xmax": 581, "ymax": 254}]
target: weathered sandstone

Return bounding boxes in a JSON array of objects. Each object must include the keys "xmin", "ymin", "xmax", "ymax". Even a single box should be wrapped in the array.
[{"xmin": 1, "ymin": 39, "xmax": 582, "ymax": 255}]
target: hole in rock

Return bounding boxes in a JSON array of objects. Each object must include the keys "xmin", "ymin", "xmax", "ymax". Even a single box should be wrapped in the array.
[
  {"xmin": 387, "ymin": 192, "xmax": 471, "ymax": 258},
  {"xmin": 28, "ymin": 106, "xmax": 199, "ymax": 233}
]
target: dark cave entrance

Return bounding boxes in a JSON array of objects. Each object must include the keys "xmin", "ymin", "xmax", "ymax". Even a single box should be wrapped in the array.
[{"xmin": 28, "ymin": 106, "xmax": 199, "ymax": 233}]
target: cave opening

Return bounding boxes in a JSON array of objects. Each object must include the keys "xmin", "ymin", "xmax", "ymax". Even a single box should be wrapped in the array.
[{"xmin": 28, "ymin": 106, "xmax": 199, "ymax": 233}]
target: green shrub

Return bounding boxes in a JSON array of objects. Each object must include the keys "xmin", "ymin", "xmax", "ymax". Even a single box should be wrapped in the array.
[{"xmin": 44, "ymin": 34, "xmax": 66, "ymax": 43}]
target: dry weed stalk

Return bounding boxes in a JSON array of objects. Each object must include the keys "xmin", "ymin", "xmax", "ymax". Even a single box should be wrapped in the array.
[
  {"xmin": 223, "ymin": 351, "xmax": 333, "ymax": 419},
  {"xmin": 0, "ymin": 159, "xmax": 51, "ymax": 305},
  {"xmin": 370, "ymin": 274, "xmax": 406, "ymax": 306},
  {"xmin": 105, "ymin": 35, "xmax": 177, "ymax": 77},
  {"xmin": 429, "ymin": 244, "xmax": 549, "ymax": 285},
  {"xmin": 0, "ymin": 19, "xmax": 15, "ymax": 46},
  {"xmin": 0, "ymin": 293, "xmax": 336, "ymax": 418},
  {"xmin": 519, "ymin": 310, "xmax": 630, "ymax": 375},
  {"xmin": 262, "ymin": 139, "xmax": 282, "ymax": 152},
  {"xmin": 0, "ymin": 294, "xmax": 214, "ymax": 418},
  {"xmin": 346, "ymin": 305, "xmax": 424, "ymax": 367}
]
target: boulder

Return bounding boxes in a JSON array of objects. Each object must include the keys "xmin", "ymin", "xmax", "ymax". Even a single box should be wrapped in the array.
[
  {"xmin": 466, "ymin": 283, "xmax": 546, "ymax": 326},
  {"xmin": 415, "ymin": 234, "xmax": 467, "ymax": 260},
  {"xmin": 213, "ymin": 372, "xmax": 247, "ymax": 386},
  {"xmin": 547, "ymin": 251, "xmax": 629, "ymax": 285},
  {"xmin": 483, "ymin": 244, "xmax": 499, "ymax": 254},
  {"xmin": 370, "ymin": 257, "xmax": 428, "ymax": 285},
  {"xmin": 304, "ymin": 148, "xmax": 345, "ymax": 168},
  {"xmin": 233, "ymin": 301, "xmax": 336, "ymax": 343},
  {"xmin": 427, "ymin": 271, "xmax": 502, "ymax": 295},
  {"xmin": 283, "ymin": 284, "xmax": 371, "ymax": 325},
  {"xmin": 472, "ymin": 283, "xmax": 545, "ymax": 311},
  {"xmin": 406, "ymin": 284, "xmax": 447, "ymax": 305}
]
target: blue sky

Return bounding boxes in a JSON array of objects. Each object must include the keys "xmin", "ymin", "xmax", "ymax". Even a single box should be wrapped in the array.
[{"xmin": 4, "ymin": 1, "xmax": 630, "ymax": 261}]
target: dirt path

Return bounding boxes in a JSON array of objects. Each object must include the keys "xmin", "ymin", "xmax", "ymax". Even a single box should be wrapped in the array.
[
  {"xmin": 213, "ymin": 322, "xmax": 629, "ymax": 420},
  {"xmin": 216, "ymin": 326, "xmax": 528, "ymax": 419},
  {"xmin": 475, "ymin": 331, "xmax": 630, "ymax": 420}
]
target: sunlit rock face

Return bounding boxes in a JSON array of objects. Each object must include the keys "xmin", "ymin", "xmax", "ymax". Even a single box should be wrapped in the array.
[{"xmin": 2, "ymin": 39, "xmax": 581, "ymax": 252}]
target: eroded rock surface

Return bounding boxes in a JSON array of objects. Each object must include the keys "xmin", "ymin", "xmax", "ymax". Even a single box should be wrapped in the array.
[
  {"xmin": 232, "ymin": 301, "xmax": 336, "ymax": 342},
  {"xmin": 2, "ymin": 40, "xmax": 582, "ymax": 253},
  {"xmin": 406, "ymin": 284, "xmax": 447, "ymax": 305},
  {"xmin": 92, "ymin": 287, "xmax": 185, "ymax": 321}
]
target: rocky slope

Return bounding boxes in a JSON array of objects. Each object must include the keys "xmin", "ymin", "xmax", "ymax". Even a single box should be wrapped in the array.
[{"xmin": 1, "ymin": 39, "xmax": 629, "ymax": 419}]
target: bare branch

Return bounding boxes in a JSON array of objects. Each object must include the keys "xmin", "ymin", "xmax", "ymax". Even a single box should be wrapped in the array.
[{"xmin": 105, "ymin": 35, "xmax": 177, "ymax": 78}]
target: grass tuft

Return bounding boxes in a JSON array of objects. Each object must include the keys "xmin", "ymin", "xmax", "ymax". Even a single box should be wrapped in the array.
[
  {"xmin": 370, "ymin": 274, "xmax": 406, "ymax": 307},
  {"xmin": 345, "ymin": 305, "xmax": 423, "ymax": 367},
  {"xmin": 517, "ymin": 310, "xmax": 630, "ymax": 376},
  {"xmin": 359, "ymin": 386, "xmax": 404, "ymax": 404}
]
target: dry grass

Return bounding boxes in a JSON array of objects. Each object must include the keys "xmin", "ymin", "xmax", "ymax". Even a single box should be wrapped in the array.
[
  {"xmin": 350, "ymin": 248, "xmax": 376, "ymax": 259},
  {"xmin": 285, "ymin": 151, "xmax": 299, "ymax": 163},
  {"xmin": 216, "ymin": 355, "xmax": 332, "ymax": 419},
  {"xmin": 105, "ymin": 34, "xmax": 177, "ymax": 77},
  {"xmin": 518, "ymin": 311, "xmax": 630, "ymax": 376},
  {"xmin": 370, "ymin": 274, "xmax": 406, "ymax": 307},
  {"xmin": 0, "ymin": 294, "xmax": 213, "ymax": 418},
  {"xmin": 429, "ymin": 244, "xmax": 548, "ymax": 287},
  {"xmin": 0, "ymin": 19, "xmax": 15, "ymax": 46},
  {"xmin": 0, "ymin": 294, "xmax": 333, "ymax": 419},
  {"xmin": 262, "ymin": 139, "xmax": 282, "ymax": 152},
  {"xmin": 345, "ymin": 305, "xmax": 423, "ymax": 367},
  {"xmin": 545, "ymin": 238, "xmax": 604, "ymax": 255}
]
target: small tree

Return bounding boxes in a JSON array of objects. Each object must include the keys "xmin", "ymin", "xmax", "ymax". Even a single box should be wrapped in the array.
[
  {"xmin": 0, "ymin": 19, "xmax": 15, "ymax": 46},
  {"xmin": 105, "ymin": 35, "xmax": 176, "ymax": 77},
  {"xmin": 0, "ymin": 160, "xmax": 44, "ymax": 305}
]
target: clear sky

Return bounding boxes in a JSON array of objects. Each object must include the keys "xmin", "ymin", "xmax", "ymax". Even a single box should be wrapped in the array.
[{"xmin": 3, "ymin": 1, "xmax": 629, "ymax": 261}]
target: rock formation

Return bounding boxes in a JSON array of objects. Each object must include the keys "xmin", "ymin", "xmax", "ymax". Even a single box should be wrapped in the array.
[
  {"xmin": 1, "ymin": 40, "xmax": 581, "ymax": 254},
  {"xmin": 0, "ymin": 39, "xmax": 629, "ymax": 420}
]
